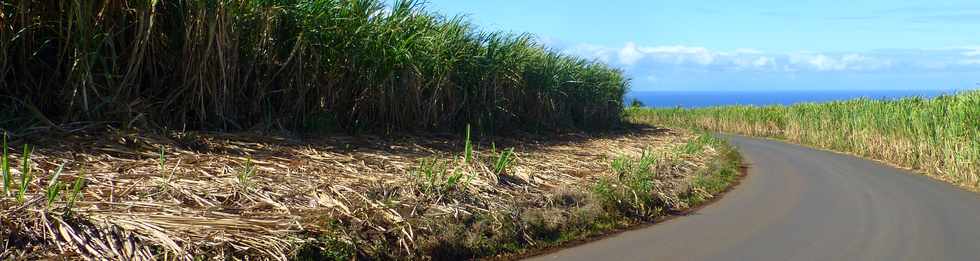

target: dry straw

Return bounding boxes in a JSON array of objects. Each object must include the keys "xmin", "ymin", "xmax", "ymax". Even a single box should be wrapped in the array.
[{"xmin": 0, "ymin": 128, "xmax": 718, "ymax": 259}]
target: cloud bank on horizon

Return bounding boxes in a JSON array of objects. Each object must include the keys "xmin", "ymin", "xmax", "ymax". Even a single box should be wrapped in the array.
[
  {"xmin": 568, "ymin": 43, "xmax": 980, "ymax": 73},
  {"xmin": 563, "ymin": 43, "xmax": 980, "ymax": 91}
]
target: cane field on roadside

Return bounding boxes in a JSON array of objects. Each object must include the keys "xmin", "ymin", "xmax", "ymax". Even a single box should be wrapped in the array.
[
  {"xmin": 0, "ymin": 0, "xmax": 626, "ymax": 134},
  {"xmin": 631, "ymin": 90, "xmax": 980, "ymax": 190}
]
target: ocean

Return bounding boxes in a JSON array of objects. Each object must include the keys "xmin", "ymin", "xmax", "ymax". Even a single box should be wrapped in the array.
[{"xmin": 626, "ymin": 89, "xmax": 971, "ymax": 108}]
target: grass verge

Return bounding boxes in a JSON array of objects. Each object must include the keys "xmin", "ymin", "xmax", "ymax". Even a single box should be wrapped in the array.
[
  {"xmin": 0, "ymin": 128, "xmax": 742, "ymax": 260},
  {"xmin": 299, "ymin": 131, "xmax": 745, "ymax": 260},
  {"xmin": 630, "ymin": 90, "xmax": 979, "ymax": 191},
  {"xmin": 501, "ymin": 133, "xmax": 745, "ymax": 261}
]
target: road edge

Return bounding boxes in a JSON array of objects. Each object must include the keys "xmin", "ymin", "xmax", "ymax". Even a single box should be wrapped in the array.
[
  {"xmin": 717, "ymin": 132, "xmax": 979, "ymax": 193},
  {"xmin": 494, "ymin": 135, "xmax": 748, "ymax": 260}
]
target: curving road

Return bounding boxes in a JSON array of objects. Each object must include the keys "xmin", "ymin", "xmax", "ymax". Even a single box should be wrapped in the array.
[{"xmin": 528, "ymin": 135, "xmax": 980, "ymax": 261}]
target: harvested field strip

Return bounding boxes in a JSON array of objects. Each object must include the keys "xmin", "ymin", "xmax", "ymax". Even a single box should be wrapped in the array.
[{"xmin": 1, "ymin": 128, "xmax": 739, "ymax": 260}]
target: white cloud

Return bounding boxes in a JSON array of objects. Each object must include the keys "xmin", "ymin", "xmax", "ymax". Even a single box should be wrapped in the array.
[
  {"xmin": 561, "ymin": 43, "xmax": 980, "ymax": 91},
  {"xmin": 842, "ymin": 54, "xmax": 894, "ymax": 70},
  {"xmin": 564, "ymin": 43, "xmax": 980, "ymax": 77},
  {"xmin": 611, "ymin": 44, "xmax": 895, "ymax": 72},
  {"xmin": 564, "ymin": 44, "xmax": 615, "ymax": 63},
  {"xmin": 618, "ymin": 42, "xmax": 645, "ymax": 65},
  {"xmin": 641, "ymin": 45, "xmax": 718, "ymax": 65},
  {"xmin": 789, "ymin": 53, "xmax": 892, "ymax": 71},
  {"xmin": 573, "ymin": 43, "xmax": 724, "ymax": 66},
  {"xmin": 807, "ymin": 54, "xmax": 842, "ymax": 71},
  {"xmin": 735, "ymin": 56, "xmax": 776, "ymax": 69}
]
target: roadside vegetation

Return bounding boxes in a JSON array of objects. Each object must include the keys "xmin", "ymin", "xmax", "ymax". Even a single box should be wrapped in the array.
[
  {"xmin": 631, "ymin": 90, "xmax": 980, "ymax": 191},
  {"xmin": 0, "ymin": 128, "xmax": 741, "ymax": 260},
  {"xmin": 0, "ymin": 0, "xmax": 626, "ymax": 134}
]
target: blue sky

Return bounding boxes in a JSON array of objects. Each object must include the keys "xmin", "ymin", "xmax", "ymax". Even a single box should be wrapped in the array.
[{"xmin": 424, "ymin": 0, "xmax": 980, "ymax": 91}]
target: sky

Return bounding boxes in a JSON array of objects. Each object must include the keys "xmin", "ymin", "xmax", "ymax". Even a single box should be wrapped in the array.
[{"xmin": 423, "ymin": 0, "xmax": 980, "ymax": 91}]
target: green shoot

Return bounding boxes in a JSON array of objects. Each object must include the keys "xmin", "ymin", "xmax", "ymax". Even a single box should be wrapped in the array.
[
  {"xmin": 413, "ymin": 158, "xmax": 467, "ymax": 194},
  {"xmin": 17, "ymin": 144, "xmax": 33, "ymax": 203},
  {"xmin": 66, "ymin": 169, "xmax": 87, "ymax": 211},
  {"xmin": 464, "ymin": 125, "xmax": 473, "ymax": 164},
  {"xmin": 45, "ymin": 164, "xmax": 65, "ymax": 209},
  {"xmin": 238, "ymin": 158, "xmax": 257, "ymax": 189},
  {"xmin": 445, "ymin": 171, "xmax": 465, "ymax": 190},
  {"xmin": 596, "ymin": 150, "xmax": 660, "ymax": 218},
  {"xmin": 415, "ymin": 159, "xmax": 447, "ymax": 193},
  {"xmin": 492, "ymin": 148, "xmax": 515, "ymax": 176},
  {"xmin": 2, "ymin": 131, "xmax": 9, "ymax": 196},
  {"xmin": 158, "ymin": 146, "xmax": 166, "ymax": 173}
]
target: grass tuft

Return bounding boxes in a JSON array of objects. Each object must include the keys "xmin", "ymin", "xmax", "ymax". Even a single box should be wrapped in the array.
[
  {"xmin": 158, "ymin": 146, "xmax": 167, "ymax": 174},
  {"xmin": 414, "ymin": 158, "xmax": 466, "ymax": 195},
  {"xmin": 491, "ymin": 147, "xmax": 515, "ymax": 176},
  {"xmin": 238, "ymin": 158, "xmax": 257, "ymax": 190},
  {"xmin": 66, "ymin": 169, "xmax": 87, "ymax": 211},
  {"xmin": 595, "ymin": 151, "xmax": 661, "ymax": 218},
  {"xmin": 464, "ymin": 125, "xmax": 474, "ymax": 164},
  {"xmin": 17, "ymin": 144, "xmax": 32, "ymax": 203},
  {"xmin": 2, "ymin": 131, "xmax": 9, "ymax": 196},
  {"xmin": 45, "ymin": 164, "xmax": 65, "ymax": 209}
]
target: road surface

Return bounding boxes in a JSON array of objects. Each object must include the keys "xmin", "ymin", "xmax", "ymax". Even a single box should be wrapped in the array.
[{"xmin": 527, "ymin": 135, "xmax": 980, "ymax": 261}]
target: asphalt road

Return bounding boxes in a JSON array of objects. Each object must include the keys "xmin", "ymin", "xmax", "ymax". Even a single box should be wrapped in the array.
[{"xmin": 527, "ymin": 135, "xmax": 980, "ymax": 261}]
